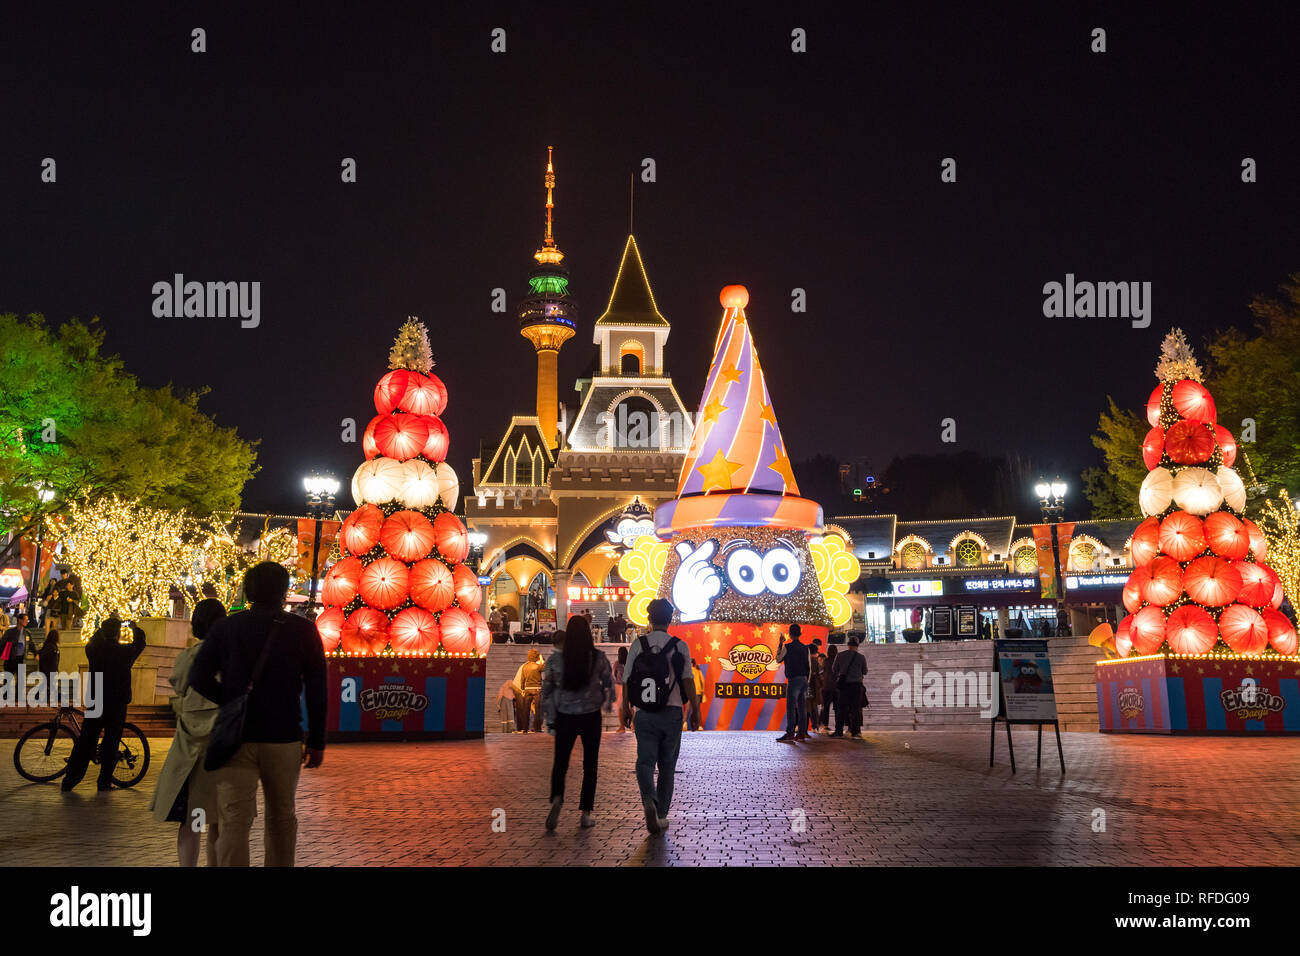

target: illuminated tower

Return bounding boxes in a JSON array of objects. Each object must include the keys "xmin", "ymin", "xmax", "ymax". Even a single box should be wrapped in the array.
[{"xmin": 518, "ymin": 146, "xmax": 577, "ymax": 449}]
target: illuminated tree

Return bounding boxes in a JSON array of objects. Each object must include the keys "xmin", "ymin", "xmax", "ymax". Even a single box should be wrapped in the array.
[{"xmin": 1257, "ymin": 489, "xmax": 1300, "ymax": 610}]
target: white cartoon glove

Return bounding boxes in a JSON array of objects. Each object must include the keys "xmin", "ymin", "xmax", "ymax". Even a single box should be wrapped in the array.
[{"xmin": 672, "ymin": 540, "xmax": 722, "ymax": 623}]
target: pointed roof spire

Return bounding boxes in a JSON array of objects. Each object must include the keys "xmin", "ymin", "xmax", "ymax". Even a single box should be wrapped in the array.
[
  {"xmin": 534, "ymin": 146, "xmax": 564, "ymax": 266},
  {"xmin": 595, "ymin": 234, "xmax": 668, "ymax": 328},
  {"xmin": 676, "ymin": 285, "xmax": 799, "ymax": 498}
]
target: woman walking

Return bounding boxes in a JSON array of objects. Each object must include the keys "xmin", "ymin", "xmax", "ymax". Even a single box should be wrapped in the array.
[
  {"xmin": 149, "ymin": 598, "xmax": 226, "ymax": 866},
  {"xmin": 541, "ymin": 614, "xmax": 613, "ymax": 831},
  {"xmin": 819, "ymin": 645, "xmax": 839, "ymax": 733},
  {"xmin": 613, "ymin": 645, "xmax": 628, "ymax": 733}
]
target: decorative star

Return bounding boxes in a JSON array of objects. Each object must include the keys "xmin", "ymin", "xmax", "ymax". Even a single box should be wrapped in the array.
[
  {"xmin": 759, "ymin": 403, "xmax": 778, "ymax": 429},
  {"xmin": 723, "ymin": 626, "xmax": 733, "ymax": 637},
  {"xmin": 720, "ymin": 364, "xmax": 743, "ymax": 386},
  {"xmin": 391, "ymin": 660, "xmax": 402, "ymax": 673},
  {"xmin": 696, "ymin": 449, "xmax": 743, "ymax": 492},
  {"xmin": 696, "ymin": 642, "xmax": 703, "ymax": 651},
  {"xmin": 701, "ymin": 397, "xmax": 729, "ymax": 427},
  {"xmin": 704, "ymin": 655, "xmax": 712, "ymax": 664},
  {"xmin": 768, "ymin": 445, "xmax": 796, "ymax": 489},
  {"xmin": 710, "ymin": 638, "xmax": 721, "ymax": 651},
  {"xmin": 752, "ymin": 626, "xmax": 763, "ymax": 639},
  {"xmin": 470, "ymin": 662, "xmax": 480, "ymax": 673}
]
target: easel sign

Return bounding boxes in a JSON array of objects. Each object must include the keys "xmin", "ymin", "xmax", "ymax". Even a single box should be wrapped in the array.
[{"xmin": 989, "ymin": 638, "xmax": 1064, "ymax": 773}]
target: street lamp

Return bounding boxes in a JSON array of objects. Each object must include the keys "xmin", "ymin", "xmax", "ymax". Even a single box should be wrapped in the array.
[
  {"xmin": 467, "ymin": 530, "xmax": 489, "ymax": 623},
  {"xmin": 1034, "ymin": 476, "xmax": 1068, "ymax": 635},
  {"xmin": 302, "ymin": 472, "xmax": 340, "ymax": 613},
  {"xmin": 27, "ymin": 484, "xmax": 56, "ymax": 620}
]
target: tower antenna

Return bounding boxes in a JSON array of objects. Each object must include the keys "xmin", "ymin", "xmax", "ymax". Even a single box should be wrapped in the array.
[{"xmin": 629, "ymin": 172, "xmax": 634, "ymax": 234}]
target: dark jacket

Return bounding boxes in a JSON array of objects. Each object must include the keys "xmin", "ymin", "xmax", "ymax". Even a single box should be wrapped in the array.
[
  {"xmin": 189, "ymin": 604, "xmax": 329, "ymax": 751},
  {"xmin": 777, "ymin": 638, "xmax": 811, "ymax": 679},
  {"xmin": 85, "ymin": 622, "xmax": 146, "ymax": 706},
  {"xmin": 832, "ymin": 648, "xmax": 866, "ymax": 685}
]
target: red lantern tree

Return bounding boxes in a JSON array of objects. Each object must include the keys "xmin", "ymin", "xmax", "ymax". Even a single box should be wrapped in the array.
[
  {"xmin": 1120, "ymin": 330, "xmax": 1296, "ymax": 657},
  {"xmin": 317, "ymin": 318, "xmax": 490, "ymax": 658}
]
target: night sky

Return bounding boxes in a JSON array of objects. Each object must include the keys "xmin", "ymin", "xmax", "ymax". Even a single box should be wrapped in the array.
[{"xmin": 3, "ymin": 3, "xmax": 1298, "ymax": 515}]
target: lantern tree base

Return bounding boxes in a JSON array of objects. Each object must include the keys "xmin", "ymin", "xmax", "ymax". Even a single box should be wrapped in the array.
[
  {"xmin": 325, "ymin": 656, "xmax": 485, "ymax": 741},
  {"xmin": 1096, "ymin": 653, "xmax": 1300, "ymax": 734}
]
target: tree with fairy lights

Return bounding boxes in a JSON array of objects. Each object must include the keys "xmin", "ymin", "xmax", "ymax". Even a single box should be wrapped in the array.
[
  {"xmin": 1118, "ymin": 330, "xmax": 1298, "ymax": 657},
  {"xmin": 314, "ymin": 318, "xmax": 490, "ymax": 657}
]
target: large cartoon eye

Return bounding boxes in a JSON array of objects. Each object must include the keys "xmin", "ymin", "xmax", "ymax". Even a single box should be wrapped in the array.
[
  {"xmin": 761, "ymin": 548, "xmax": 800, "ymax": 595},
  {"xmin": 726, "ymin": 548, "xmax": 765, "ymax": 596}
]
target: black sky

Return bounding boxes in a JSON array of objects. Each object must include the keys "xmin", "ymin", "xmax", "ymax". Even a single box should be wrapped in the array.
[{"xmin": 3, "ymin": 2, "xmax": 1298, "ymax": 515}]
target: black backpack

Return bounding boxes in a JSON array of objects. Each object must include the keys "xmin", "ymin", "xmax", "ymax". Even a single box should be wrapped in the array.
[{"xmin": 627, "ymin": 634, "xmax": 685, "ymax": 712}]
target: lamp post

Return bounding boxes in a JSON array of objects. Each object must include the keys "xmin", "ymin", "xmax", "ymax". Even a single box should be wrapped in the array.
[
  {"xmin": 302, "ymin": 473, "xmax": 339, "ymax": 613},
  {"xmin": 26, "ymin": 485, "xmax": 56, "ymax": 621},
  {"xmin": 467, "ymin": 530, "xmax": 488, "ymax": 621},
  {"xmin": 1034, "ymin": 476, "xmax": 1067, "ymax": 635}
]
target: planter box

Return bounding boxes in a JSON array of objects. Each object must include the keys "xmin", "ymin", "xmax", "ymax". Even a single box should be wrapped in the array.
[{"xmin": 1096, "ymin": 655, "xmax": 1300, "ymax": 734}]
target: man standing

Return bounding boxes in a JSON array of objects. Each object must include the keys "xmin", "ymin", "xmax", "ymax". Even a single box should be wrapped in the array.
[
  {"xmin": 830, "ymin": 636, "xmax": 867, "ymax": 738},
  {"xmin": 519, "ymin": 648, "xmax": 546, "ymax": 733},
  {"xmin": 775, "ymin": 624, "xmax": 811, "ymax": 742},
  {"xmin": 1, "ymin": 610, "xmax": 29, "ymax": 678},
  {"xmin": 189, "ymin": 562, "xmax": 327, "ymax": 867},
  {"xmin": 622, "ymin": 599, "xmax": 699, "ymax": 835},
  {"xmin": 62, "ymin": 616, "xmax": 146, "ymax": 791}
]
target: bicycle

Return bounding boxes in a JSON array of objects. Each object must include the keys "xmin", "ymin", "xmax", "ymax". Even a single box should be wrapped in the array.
[{"xmin": 13, "ymin": 705, "xmax": 151, "ymax": 787}]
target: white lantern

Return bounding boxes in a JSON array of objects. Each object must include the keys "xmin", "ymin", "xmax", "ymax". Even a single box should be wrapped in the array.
[
  {"xmin": 355, "ymin": 457, "xmax": 405, "ymax": 504},
  {"xmin": 1217, "ymin": 465, "xmax": 1246, "ymax": 512},
  {"xmin": 435, "ymin": 461, "xmax": 460, "ymax": 511},
  {"xmin": 400, "ymin": 459, "xmax": 439, "ymax": 509},
  {"xmin": 351, "ymin": 465, "xmax": 364, "ymax": 507},
  {"xmin": 1172, "ymin": 466, "xmax": 1223, "ymax": 515},
  {"xmin": 1139, "ymin": 467, "xmax": 1174, "ymax": 517}
]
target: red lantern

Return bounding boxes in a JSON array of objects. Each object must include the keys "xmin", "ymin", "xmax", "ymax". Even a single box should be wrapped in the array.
[
  {"xmin": 389, "ymin": 606, "xmax": 440, "ymax": 654},
  {"xmin": 409, "ymin": 558, "xmax": 455, "ymax": 612},
  {"xmin": 452, "ymin": 563, "xmax": 481, "ymax": 612},
  {"xmin": 1236, "ymin": 561, "xmax": 1279, "ymax": 607},
  {"xmin": 1171, "ymin": 379, "xmax": 1216, "ymax": 424},
  {"xmin": 1158, "ymin": 511, "xmax": 1205, "ymax": 562},
  {"xmin": 402, "ymin": 374, "xmax": 448, "ymax": 417},
  {"xmin": 1138, "ymin": 556, "xmax": 1182, "ymax": 607},
  {"xmin": 1115, "ymin": 615, "xmax": 1134, "ymax": 657},
  {"xmin": 434, "ymin": 512, "xmax": 470, "ymax": 563},
  {"xmin": 1122, "ymin": 574, "xmax": 1144, "ymax": 614},
  {"xmin": 358, "ymin": 556, "xmax": 410, "ymax": 609},
  {"xmin": 1213, "ymin": 424, "xmax": 1238, "ymax": 468},
  {"xmin": 471, "ymin": 611, "xmax": 491, "ymax": 656},
  {"xmin": 374, "ymin": 369, "xmax": 425, "ymax": 415},
  {"xmin": 1163, "ymin": 420, "xmax": 1214, "ymax": 465},
  {"xmin": 1271, "ymin": 579, "xmax": 1284, "ymax": 610},
  {"xmin": 1203, "ymin": 512, "xmax": 1249, "ymax": 560},
  {"xmin": 420, "ymin": 416, "xmax": 450, "ymax": 463},
  {"xmin": 339, "ymin": 505, "xmax": 384, "ymax": 556},
  {"xmin": 1130, "ymin": 517, "xmax": 1161, "ymax": 566},
  {"xmin": 1164, "ymin": 605, "xmax": 1218, "ymax": 655},
  {"xmin": 1218, "ymin": 604, "xmax": 1268, "ymax": 655},
  {"xmin": 316, "ymin": 607, "xmax": 345, "ymax": 653},
  {"xmin": 1243, "ymin": 519, "xmax": 1268, "ymax": 561},
  {"xmin": 1145, "ymin": 384, "xmax": 1165, "ymax": 427},
  {"xmin": 1129, "ymin": 606, "xmax": 1167, "ymax": 654},
  {"xmin": 439, "ymin": 606, "xmax": 475, "ymax": 654},
  {"xmin": 1182, "ymin": 555, "xmax": 1242, "ymax": 607},
  {"xmin": 380, "ymin": 510, "xmax": 437, "ymax": 562},
  {"xmin": 362, "ymin": 419, "xmax": 380, "ymax": 460},
  {"xmin": 373, "ymin": 413, "xmax": 430, "ymax": 461},
  {"xmin": 1141, "ymin": 427, "xmax": 1165, "ymax": 470},
  {"xmin": 1261, "ymin": 608, "xmax": 1298, "ymax": 656},
  {"xmin": 341, "ymin": 607, "xmax": 390, "ymax": 655},
  {"xmin": 321, "ymin": 556, "xmax": 363, "ymax": 607}
]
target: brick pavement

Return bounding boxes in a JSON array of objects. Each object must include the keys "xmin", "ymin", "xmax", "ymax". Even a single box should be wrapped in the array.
[{"xmin": 3, "ymin": 729, "xmax": 1298, "ymax": 866}]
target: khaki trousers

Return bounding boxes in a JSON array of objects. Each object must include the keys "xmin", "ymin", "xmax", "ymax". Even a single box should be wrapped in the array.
[{"xmin": 213, "ymin": 741, "xmax": 303, "ymax": 867}]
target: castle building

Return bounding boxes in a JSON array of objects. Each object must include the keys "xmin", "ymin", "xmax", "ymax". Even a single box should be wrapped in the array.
[{"xmin": 466, "ymin": 152, "xmax": 694, "ymax": 630}]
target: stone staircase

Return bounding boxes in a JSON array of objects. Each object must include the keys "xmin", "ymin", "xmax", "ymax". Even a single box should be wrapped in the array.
[{"xmin": 484, "ymin": 643, "xmax": 628, "ymax": 733}]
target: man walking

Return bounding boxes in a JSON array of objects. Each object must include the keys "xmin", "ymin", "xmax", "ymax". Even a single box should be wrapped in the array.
[
  {"xmin": 189, "ymin": 562, "xmax": 327, "ymax": 867},
  {"xmin": 830, "ymin": 636, "xmax": 867, "ymax": 738},
  {"xmin": 775, "ymin": 624, "xmax": 811, "ymax": 742},
  {"xmin": 621, "ymin": 599, "xmax": 699, "ymax": 835}
]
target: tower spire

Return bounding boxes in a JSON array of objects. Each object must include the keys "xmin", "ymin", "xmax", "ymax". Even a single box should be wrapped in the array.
[{"xmin": 535, "ymin": 147, "xmax": 563, "ymax": 265}]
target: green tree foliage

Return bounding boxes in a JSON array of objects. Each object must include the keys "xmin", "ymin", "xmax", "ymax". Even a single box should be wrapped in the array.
[
  {"xmin": 1081, "ymin": 397, "xmax": 1148, "ymax": 519},
  {"xmin": 0, "ymin": 313, "xmax": 259, "ymax": 543},
  {"xmin": 1205, "ymin": 273, "xmax": 1300, "ymax": 496}
]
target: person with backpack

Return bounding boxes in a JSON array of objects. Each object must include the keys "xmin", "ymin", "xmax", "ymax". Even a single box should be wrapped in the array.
[
  {"xmin": 620, "ymin": 598, "xmax": 699, "ymax": 835},
  {"xmin": 775, "ymin": 624, "xmax": 812, "ymax": 742},
  {"xmin": 540, "ymin": 615, "xmax": 613, "ymax": 831},
  {"xmin": 829, "ymin": 636, "xmax": 867, "ymax": 738}
]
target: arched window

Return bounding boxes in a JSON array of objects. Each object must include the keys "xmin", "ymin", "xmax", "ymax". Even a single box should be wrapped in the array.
[
  {"xmin": 1013, "ymin": 545, "xmax": 1038, "ymax": 574},
  {"xmin": 531, "ymin": 447, "xmax": 545, "ymax": 485},
  {"xmin": 1069, "ymin": 541, "xmax": 1099, "ymax": 572},
  {"xmin": 503, "ymin": 448, "xmax": 517, "ymax": 485},
  {"xmin": 899, "ymin": 542, "xmax": 927, "ymax": 570},
  {"xmin": 954, "ymin": 538, "xmax": 982, "ymax": 567},
  {"xmin": 611, "ymin": 396, "xmax": 660, "ymax": 450},
  {"xmin": 619, "ymin": 340, "xmax": 645, "ymax": 376}
]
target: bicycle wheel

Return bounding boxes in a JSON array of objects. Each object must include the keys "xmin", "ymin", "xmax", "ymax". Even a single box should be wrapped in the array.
[
  {"xmin": 13, "ymin": 721, "xmax": 76, "ymax": 783},
  {"xmin": 110, "ymin": 723, "xmax": 150, "ymax": 788}
]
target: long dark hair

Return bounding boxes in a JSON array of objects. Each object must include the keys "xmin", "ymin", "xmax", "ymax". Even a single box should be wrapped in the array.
[{"xmin": 562, "ymin": 614, "xmax": 595, "ymax": 691}]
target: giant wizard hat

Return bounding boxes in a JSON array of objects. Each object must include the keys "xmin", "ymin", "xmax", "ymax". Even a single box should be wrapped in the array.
[{"xmin": 654, "ymin": 285, "xmax": 824, "ymax": 537}]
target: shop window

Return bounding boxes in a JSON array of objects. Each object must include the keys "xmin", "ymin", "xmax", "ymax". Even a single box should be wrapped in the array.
[
  {"xmin": 899, "ymin": 542, "xmax": 927, "ymax": 570},
  {"xmin": 1013, "ymin": 546, "xmax": 1038, "ymax": 574},
  {"xmin": 954, "ymin": 539, "xmax": 982, "ymax": 567}
]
